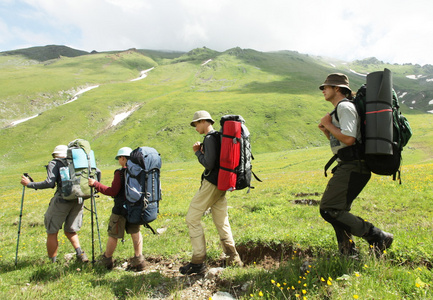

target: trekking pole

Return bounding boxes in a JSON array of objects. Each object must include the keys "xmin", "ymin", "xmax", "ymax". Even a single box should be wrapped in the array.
[
  {"xmin": 15, "ymin": 173, "xmax": 33, "ymax": 266},
  {"xmin": 92, "ymin": 195, "xmax": 102, "ymax": 253},
  {"xmin": 86, "ymin": 153, "xmax": 96, "ymax": 266},
  {"xmin": 90, "ymin": 184, "xmax": 95, "ymax": 265}
]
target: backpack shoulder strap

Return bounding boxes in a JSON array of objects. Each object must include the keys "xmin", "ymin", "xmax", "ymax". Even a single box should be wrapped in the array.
[
  {"xmin": 331, "ymin": 99, "xmax": 351, "ymax": 122},
  {"xmin": 205, "ymin": 130, "xmax": 221, "ymax": 147},
  {"xmin": 53, "ymin": 157, "xmax": 68, "ymax": 167}
]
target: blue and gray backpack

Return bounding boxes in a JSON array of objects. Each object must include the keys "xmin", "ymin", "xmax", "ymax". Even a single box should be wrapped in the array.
[{"xmin": 124, "ymin": 147, "xmax": 162, "ymax": 234}]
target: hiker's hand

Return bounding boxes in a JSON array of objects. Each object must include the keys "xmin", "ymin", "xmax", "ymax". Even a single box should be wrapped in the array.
[
  {"xmin": 320, "ymin": 113, "xmax": 332, "ymax": 128},
  {"xmin": 20, "ymin": 175, "xmax": 30, "ymax": 186},
  {"xmin": 88, "ymin": 178, "xmax": 96, "ymax": 187},
  {"xmin": 192, "ymin": 142, "xmax": 202, "ymax": 152},
  {"xmin": 318, "ymin": 123, "xmax": 328, "ymax": 133}
]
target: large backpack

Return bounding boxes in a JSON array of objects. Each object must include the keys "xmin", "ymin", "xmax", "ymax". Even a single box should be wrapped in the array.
[
  {"xmin": 124, "ymin": 147, "xmax": 162, "ymax": 233},
  {"xmin": 325, "ymin": 68, "xmax": 412, "ymax": 183},
  {"xmin": 217, "ymin": 115, "xmax": 261, "ymax": 192},
  {"xmin": 58, "ymin": 139, "xmax": 99, "ymax": 201}
]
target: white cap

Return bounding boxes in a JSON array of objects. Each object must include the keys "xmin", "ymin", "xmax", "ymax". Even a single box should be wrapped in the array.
[
  {"xmin": 52, "ymin": 145, "xmax": 68, "ymax": 158},
  {"xmin": 115, "ymin": 147, "xmax": 132, "ymax": 160}
]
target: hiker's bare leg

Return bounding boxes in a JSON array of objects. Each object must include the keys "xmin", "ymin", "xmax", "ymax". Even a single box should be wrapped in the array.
[
  {"xmin": 47, "ymin": 232, "xmax": 59, "ymax": 258},
  {"xmin": 104, "ymin": 236, "xmax": 118, "ymax": 258},
  {"xmin": 131, "ymin": 232, "xmax": 143, "ymax": 257},
  {"xmin": 64, "ymin": 231, "xmax": 80, "ymax": 249}
]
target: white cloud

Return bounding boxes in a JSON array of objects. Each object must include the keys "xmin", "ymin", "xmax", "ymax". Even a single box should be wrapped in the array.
[{"xmin": 1, "ymin": 0, "xmax": 433, "ymax": 65}]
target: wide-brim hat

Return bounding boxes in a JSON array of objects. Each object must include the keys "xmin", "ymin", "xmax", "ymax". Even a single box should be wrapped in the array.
[
  {"xmin": 319, "ymin": 73, "xmax": 351, "ymax": 92},
  {"xmin": 190, "ymin": 110, "xmax": 214, "ymax": 127}
]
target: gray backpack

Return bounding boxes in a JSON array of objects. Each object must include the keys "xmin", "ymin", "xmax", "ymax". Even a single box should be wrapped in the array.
[{"xmin": 58, "ymin": 139, "xmax": 99, "ymax": 201}]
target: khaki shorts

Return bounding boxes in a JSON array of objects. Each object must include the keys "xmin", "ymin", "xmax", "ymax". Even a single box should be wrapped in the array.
[
  {"xmin": 107, "ymin": 213, "xmax": 140, "ymax": 239},
  {"xmin": 44, "ymin": 195, "xmax": 84, "ymax": 234}
]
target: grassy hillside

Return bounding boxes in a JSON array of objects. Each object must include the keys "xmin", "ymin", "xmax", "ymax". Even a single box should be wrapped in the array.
[{"xmin": 0, "ymin": 46, "xmax": 432, "ymax": 173}]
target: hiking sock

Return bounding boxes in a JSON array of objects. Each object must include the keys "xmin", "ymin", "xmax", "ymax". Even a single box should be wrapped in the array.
[{"xmin": 75, "ymin": 247, "xmax": 83, "ymax": 257}]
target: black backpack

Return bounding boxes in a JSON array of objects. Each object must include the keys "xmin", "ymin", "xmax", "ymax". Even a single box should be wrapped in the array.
[
  {"xmin": 325, "ymin": 68, "xmax": 412, "ymax": 183},
  {"xmin": 124, "ymin": 147, "xmax": 162, "ymax": 234}
]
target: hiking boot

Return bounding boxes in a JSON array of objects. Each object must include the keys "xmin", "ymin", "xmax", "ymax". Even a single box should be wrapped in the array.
[
  {"xmin": 338, "ymin": 236, "xmax": 359, "ymax": 258},
  {"xmin": 128, "ymin": 254, "xmax": 146, "ymax": 271},
  {"xmin": 363, "ymin": 226, "xmax": 394, "ymax": 254},
  {"xmin": 225, "ymin": 253, "xmax": 244, "ymax": 267},
  {"xmin": 97, "ymin": 254, "xmax": 114, "ymax": 270},
  {"xmin": 76, "ymin": 251, "xmax": 89, "ymax": 263},
  {"xmin": 179, "ymin": 262, "xmax": 207, "ymax": 275}
]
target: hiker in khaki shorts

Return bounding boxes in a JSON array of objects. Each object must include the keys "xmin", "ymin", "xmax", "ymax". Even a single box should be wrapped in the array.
[
  {"xmin": 179, "ymin": 110, "xmax": 243, "ymax": 275},
  {"xmin": 88, "ymin": 147, "xmax": 145, "ymax": 271},
  {"xmin": 318, "ymin": 73, "xmax": 393, "ymax": 256},
  {"xmin": 20, "ymin": 145, "xmax": 89, "ymax": 263}
]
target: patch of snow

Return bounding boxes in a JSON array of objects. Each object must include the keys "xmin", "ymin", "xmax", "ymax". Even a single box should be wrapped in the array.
[
  {"xmin": 412, "ymin": 100, "xmax": 416, "ymax": 104},
  {"xmin": 429, "ymin": 100, "xmax": 433, "ymax": 105},
  {"xmin": 201, "ymin": 59, "xmax": 212, "ymax": 66},
  {"xmin": 329, "ymin": 63, "xmax": 336, "ymax": 68},
  {"xmin": 10, "ymin": 114, "xmax": 39, "ymax": 126},
  {"xmin": 130, "ymin": 67, "xmax": 154, "ymax": 82},
  {"xmin": 65, "ymin": 85, "xmax": 100, "ymax": 104},
  {"xmin": 399, "ymin": 92, "xmax": 407, "ymax": 98},
  {"xmin": 406, "ymin": 74, "xmax": 422, "ymax": 80},
  {"xmin": 111, "ymin": 106, "xmax": 139, "ymax": 127},
  {"xmin": 427, "ymin": 110, "xmax": 433, "ymax": 114},
  {"xmin": 426, "ymin": 78, "xmax": 433, "ymax": 82},
  {"xmin": 410, "ymin": 107, "xmax": 414, "ymax": 109},
  {"xmin": 349, "ymin": 69, "xmax": 367, "ymax": 77}
]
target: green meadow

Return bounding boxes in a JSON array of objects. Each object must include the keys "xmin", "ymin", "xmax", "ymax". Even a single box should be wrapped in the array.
[{"xmin": 1, "ymin": 47, "xmax": 433, "ymax": 299}]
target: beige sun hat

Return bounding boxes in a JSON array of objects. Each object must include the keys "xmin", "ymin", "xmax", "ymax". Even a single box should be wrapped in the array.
[
  {"xmin": 319, "ymin": 73, "xmax": 351, "ymax": 92},
  {"xmin": 190, "ymin": 110, "xmax": 215, "ymax": 127}
]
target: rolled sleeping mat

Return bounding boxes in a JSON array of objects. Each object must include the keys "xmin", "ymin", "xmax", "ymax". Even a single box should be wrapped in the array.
[
  {"xmin": 218, "ymin": 120, "xmax": 241, "ymax": 191},
  {"xmin": 365, "ymin": 68, "xmax": 393, "ymax": 155}
]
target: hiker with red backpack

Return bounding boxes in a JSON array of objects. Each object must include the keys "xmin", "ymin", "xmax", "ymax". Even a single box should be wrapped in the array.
[
  {"xmin": 179, "ymin": 110, "xmax": 243, "ymax": 275},
  {"xmin": 318, "ymin": 73, "xmax": 393, "ymax": 257},
  {"xmin": 19, "ymin": 145, "xmax": 89, "ymax": 263}
]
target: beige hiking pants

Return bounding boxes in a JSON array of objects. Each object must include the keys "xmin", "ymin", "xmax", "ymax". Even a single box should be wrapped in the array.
[{"xmin": 185, "ymin": 179, "xmax": 238, "ymax": 264}]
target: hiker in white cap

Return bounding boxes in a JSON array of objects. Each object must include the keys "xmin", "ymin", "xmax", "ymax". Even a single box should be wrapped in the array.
[
  {"xmin": 20, "ymin": 145, "xmax": 89, "ymax": 263},
  {"xmin": 88, "ymin": 147, "xmax": 145, "ymax": 271}
]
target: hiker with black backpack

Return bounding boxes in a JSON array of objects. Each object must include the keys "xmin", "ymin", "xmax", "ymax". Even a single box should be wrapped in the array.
[
  {"xmin": 19, "ymin": 145, "xmax": 89, "ymax": 263},
  {"xmin": 179, "ymin": 111, "xmax": 243, "ymax": 275},
  {"xmin": 317, "ymin": 73, "xmax": 393, "ymax": 257},
  {"xmin": 88, "ymin": 147, "xmax": 146, "ymax": 271}
]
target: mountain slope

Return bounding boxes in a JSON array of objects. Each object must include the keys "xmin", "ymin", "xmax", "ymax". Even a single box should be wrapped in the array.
[{"xmin": 0, "ymin": 46, "xmax": 432, "ymax": 174}]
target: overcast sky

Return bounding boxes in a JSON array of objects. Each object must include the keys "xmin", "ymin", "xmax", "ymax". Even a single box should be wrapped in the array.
[{"xmin": 1, "ymin": 0, "xmax": 432, "ymax": 65}]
